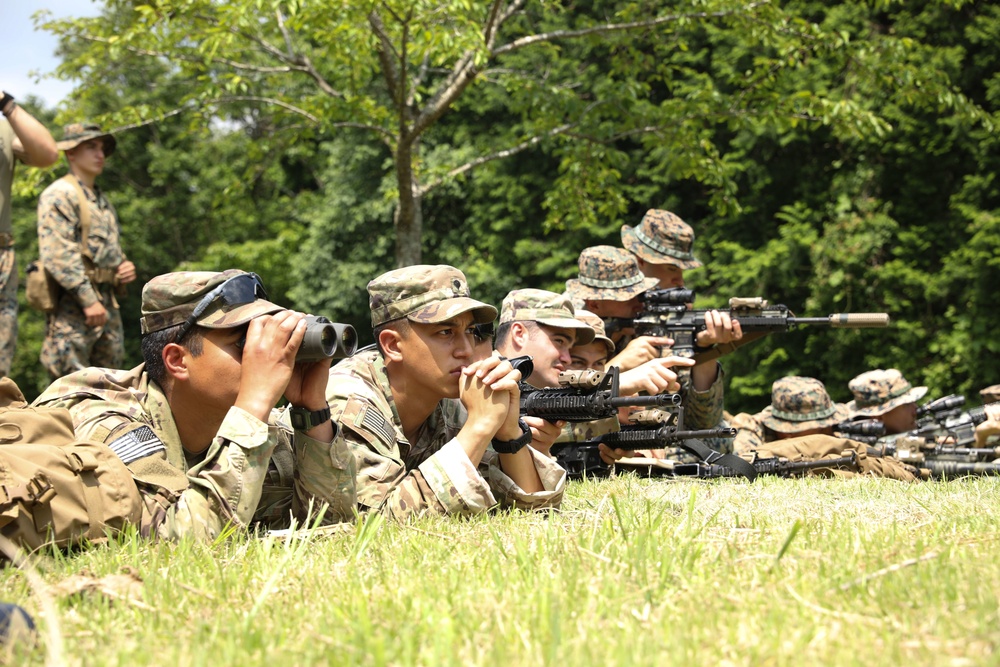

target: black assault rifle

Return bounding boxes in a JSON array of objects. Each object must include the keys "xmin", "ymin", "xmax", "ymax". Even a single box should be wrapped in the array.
[
  {"xmin": 671, "ymin": 451, "xmax": 860, "ymax": 479},
  {"xmin": 604, "ymin": 288, "xmax": 889, "ymax": 363}
]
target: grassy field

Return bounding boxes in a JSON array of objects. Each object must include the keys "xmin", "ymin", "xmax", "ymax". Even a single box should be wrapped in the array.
[{"xmin": 2, "ymin": 474, "xmax": 999, "ymax": 666}]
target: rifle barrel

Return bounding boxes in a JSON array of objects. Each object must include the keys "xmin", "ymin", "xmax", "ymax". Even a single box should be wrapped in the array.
[{"xmin": 788, "ymin": 313, "xmax": 890, "ymax": 328}]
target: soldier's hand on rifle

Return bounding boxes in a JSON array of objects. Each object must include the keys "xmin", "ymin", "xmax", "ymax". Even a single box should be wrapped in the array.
[
  {"xmin": 619, "ymin": 356, "xmax": 695, "ymax": 396},
  {"xmin": 598, "ymin": 443, "xmax": 631, "ymax": 465},
  {"xmin": 523, "ymin": 416, "xmax": 563, "ymax": 458},
  {"xmin": 975, "ymin": 403, "xmax": 1000, "ymax": 447},
  {"xmin": 696, "ymin": 310, "xmax": 743, "ymax": 348},
  {"xmin": 608, "ymin": 335, "xmax": 673, "ymax": 372},
  {"xmin": 83, "ymin": 300, "xmax": 109, "ymax": 328},
  {"xmin": 116, "ymin": 260, "xmax": 137, "ymax": 285}
]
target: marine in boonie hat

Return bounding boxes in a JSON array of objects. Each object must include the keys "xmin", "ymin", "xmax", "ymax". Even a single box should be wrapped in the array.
[
  {"xmin": 980, "ymin": 385, "xmax": 1000, "ymax": 404},
  {"xmin": 139, "ymin": 269, "xmax": 283, "ymax": 334},
  {"xmin": 846, "ymin": 369, "xmax": 928, "ymax": 418},
  {"xmin": 56, "ymin": 122, "xmax": 117, "ymax": 156},
  {"xmin": 621, "ymin": 209, "xmax": 702, "ymax": 270},
  {"xmin": 499, "ymin": 289, "xmax": 595, "ymax": 345},
  {"xmin": 573, "ymin": 309, "xmax": 615, "ymax": 357},
  {"xmin": 368, "ymin": 264, "xmax": 497, "ymax": 328},
  {"xmin": 758, "ymin": 376, "xmax": 848, "ymax": 434},
  {"xmin": 564, "ymin": 246, "xmax": 658, "ymax": 302}
]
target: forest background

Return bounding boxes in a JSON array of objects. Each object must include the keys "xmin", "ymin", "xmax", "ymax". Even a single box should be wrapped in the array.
[{"xmin": 6, "ymin": 0, "xmax": 1000, "ymax": 413}]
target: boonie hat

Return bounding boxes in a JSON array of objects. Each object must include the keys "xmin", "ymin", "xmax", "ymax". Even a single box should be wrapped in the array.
[
  {"xmin": 140, "ymin": 269, "xmax": 282, "ymax": 335},
  {"xmin": 368, "ymin": 264, "xmax": 497, "ymax": 328},
  {"xmin": 621, "ymin": 209, "xmax": 702, "ymax": 269},
  {"xmin": 573, "ymin": 309, "xmax": 615, "ymax": 357},
  {"xmin": 758, "ymin": 376, "xmax": 848, "ymax": 434},
  {"xmin": 564, "ymin": 246, "xmax": 658, "ymax": 302},
  {"xmin": 56, "ymin": 122, "xmax": 116, "ymax": 156},
  {"xmin": 499, "ymin": 289, "xmax": 595, "ymax": 345},
  {"xmin": 847, "ymin": 369, "xmax": 928, "ymax": 418},
  {"xmin": 980, "ymin": 385, "xmax": 1000, "ymax": 404}
]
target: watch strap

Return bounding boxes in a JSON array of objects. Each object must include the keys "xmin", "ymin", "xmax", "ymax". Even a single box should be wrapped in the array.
[
  {"xmin": 289, "ymin": 405, "xmax": 331, "ymax": 431},
  {"xmin": 491, "ymin": 418, "xmax": 532, "ymax": 454}
]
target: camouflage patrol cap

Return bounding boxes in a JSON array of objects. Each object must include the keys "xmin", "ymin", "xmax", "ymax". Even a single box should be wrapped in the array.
[
  {"xmin": 564, "ymin": 246, "xmax": 658, "ymax": 302},
  {"xmin": 56, "ymin": 122, "xmax": 116, "ymax": 156},
  {"xmin": 980, "ymin": 385, "xmax": 1000, "ymax": 404},
  {"xmin": 621, "ymin": 209, "xmax": 702, "ymax": 270},
  {"xmin": 847, "ymin": 368, "xmax": 927, "ymax": 418},
  {"xmin": 499, "ymin": 289, "xmax": 595, "ymax": 345},
  {"xmin": 368, "ymin": 264, "xmax": 497, "ymax": 328},
  {"xmin": 139, "ymin": 269, "xmax": 283, "ymax": 334},
  {"xmin": 574, "ymin": 309, "xmax": 615, "ymax": 357},
  {"xmin": 758, "ymin": 376, "xmax": 848, "ymax": 433}
]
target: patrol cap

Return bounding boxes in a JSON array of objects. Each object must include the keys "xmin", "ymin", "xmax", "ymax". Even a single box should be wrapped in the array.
[
  {"xmin": 56, "ymin": 122, "xmax": 116, "ymax": 156},
  {"xmin": 499, "ymin": 289, "xmax": 595, "ymax": 345},
  {"xmin": 368, "ymin": 264, "xmax": 497, "ymax": 328},
  {"xmin": 847, "ymin": 369, "xmax": 927, "ymax": 418},
  {"xmin": 621, "ymin": 209, "xmax": 702, "ymax": 269},
  {"xmin": 980, "ymin": 385, "xmax": 1000, "ymax": 404},
  {"xmin": 758, "ymin": 376, "xmax": 848, "ymax": 434},
  {"xmin": 573, "ymin": 309, "xmax": 615, "ymax": 357},
  {"xmin": 564, "ymin": 245, "xmax": 659, "ymax": 302},
  {"xmin": 140, "ymin": 269, "xmax": 283, "ymax": 334}
]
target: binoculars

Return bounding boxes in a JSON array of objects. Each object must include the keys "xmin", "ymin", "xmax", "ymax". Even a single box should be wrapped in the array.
[{"xmin": 296, "ymin": 315, "xmax": 358, "ymax": 362}]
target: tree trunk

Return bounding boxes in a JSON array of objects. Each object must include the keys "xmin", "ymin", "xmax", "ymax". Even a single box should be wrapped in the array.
[{"xmin": 394, "ymin": 139, "xmax": 423, "ymax": 267}]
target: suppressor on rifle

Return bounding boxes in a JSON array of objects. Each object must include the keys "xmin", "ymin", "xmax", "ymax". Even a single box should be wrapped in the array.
[{"xmin": 786, "ymin": 313, "xmax": 890, "ymax": 328}]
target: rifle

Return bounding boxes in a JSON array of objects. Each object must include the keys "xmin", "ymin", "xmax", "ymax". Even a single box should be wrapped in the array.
[
  {"xmin": 518, "ymin": 366, "xmax": 681, "ymax": 423},
  {"xmin": 834, "ymin": 419, "xmax": 886, "ymax": 444},
  {"xmin": 551, "ymin": 406, "xmax": 742, "ymax": 479},
  {"xmin": 671, "ymin": 451, "xmax": 860, "ymax": 479},
  {"xmin": 920, "ymin": 459, "xmax": 1000, "ymax": 479},
  {"xmin": 604, "ymin": 288, "xmax": 889, "ymax": 363}
]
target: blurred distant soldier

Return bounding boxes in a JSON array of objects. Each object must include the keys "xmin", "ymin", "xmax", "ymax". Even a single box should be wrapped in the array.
[
  {"xmin": 846, "ymin": 369, "xmax": 927, "ymax": 434},
  {"xmin": 976, "ymin": 385, "xmax": 1000, "ymax": 446},
  {"xmin": 38, "ymin": 122, "xmax": 135, "ymax": 379},
  {"xmin": 0, "ymin": 87, "xmax": 58, "ymax": 376}
]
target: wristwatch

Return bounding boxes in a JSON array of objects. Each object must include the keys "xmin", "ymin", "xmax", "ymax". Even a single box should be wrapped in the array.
[
  {"xmin": 289, "ymin": 405, "xmax": 331, "ymax": 431},
  {"xmin": 491, "ymin": 418, "xmax": 532, "ymax": 454},
  {"xmin": 0, "ymin": 91, "xmax": 15, "ymax": 116}
]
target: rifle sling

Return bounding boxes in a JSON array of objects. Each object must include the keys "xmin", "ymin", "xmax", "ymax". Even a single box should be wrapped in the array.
[{"xmin": 673, "ymin": 438, "xmax": 758, "ymax": 481}]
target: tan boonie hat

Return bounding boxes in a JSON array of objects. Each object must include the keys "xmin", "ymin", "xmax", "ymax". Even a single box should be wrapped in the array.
[
  {"xmin": 56, "ymin": 122, "xmax": 116, "ymax": 156},
  {"xmin": 621, "ymin": 209, "xmax": 702, "ymax": 270},
  {"xmin": 564, "ymin": 246, "xmax": 659, "ymax": 302},
  {"xmin": 368, "ymin": 264, "xmax": 497, "ymax": 328},
  {"xmin": 980, "ymin": 385, "xmax": 1000, "ymax": 404},
  {"xmin": 847, "ymin": 368, "xmax": 928, "ymax": 418},
  {"xmin": 758, "ymin": 376, "xmax": 848, "ymax": 433},
  {"xmin": 140, "ymin": 270, "xmax": 283, "ymax": 334},
  {"xmin": 573, "ymin": 309, "xmax": 614, "ymax": 357},
  {"xmin": 499, "ymin": 289, "xmax": 595, "ymax": 345}
]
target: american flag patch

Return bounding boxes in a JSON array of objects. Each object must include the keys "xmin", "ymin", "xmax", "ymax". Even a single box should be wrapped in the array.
[{"xmin": 108, "ymin": 426, "xmax": 165, "ymax": 464}]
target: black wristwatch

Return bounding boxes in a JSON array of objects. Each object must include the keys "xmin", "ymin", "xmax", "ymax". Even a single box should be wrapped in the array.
[
  {"xmin": 289, "ymin": 405, "xmax": 331, "ymax": 431},
  {"xmin": 0, "ymin": 92, "xmax": 15, "ymax": 116},
  {"xmin": 491, "ymin": 418, "xmax": 532, "ymax": 454}
]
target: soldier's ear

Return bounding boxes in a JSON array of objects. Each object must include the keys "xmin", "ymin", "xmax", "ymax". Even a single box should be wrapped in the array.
[
  {"xmin": 379, "ymin": 328, "xmax": 405, "ymax": 363},
  {"xmin": 509, "ymin": 322, "xmax": 531, "ymax": 353},
  {"xmin": 162, "ymin": 343, "xmax": 189, "ymax": 381}
]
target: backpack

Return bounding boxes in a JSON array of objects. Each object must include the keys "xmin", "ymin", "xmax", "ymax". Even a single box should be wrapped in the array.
[{"xmin": 0, "ymin": 378, "xmax": 142, "ymax": 552}]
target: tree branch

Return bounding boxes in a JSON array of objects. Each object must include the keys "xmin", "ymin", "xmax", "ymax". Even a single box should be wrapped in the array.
[
  {"xmin": 493, "ymin": 1, "xmax": 770, "ymax": 56},
  {"xmin": 368, "ymin": 10, "xmax": 403, "ymax": 115}
]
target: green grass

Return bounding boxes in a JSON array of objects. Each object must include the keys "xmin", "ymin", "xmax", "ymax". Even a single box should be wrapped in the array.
[{"xmin": 3, "ymin": 475, "xmax": 999, "ymax": 666}]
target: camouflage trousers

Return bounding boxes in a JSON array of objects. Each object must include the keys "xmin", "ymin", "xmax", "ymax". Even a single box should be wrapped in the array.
[
  {"xmin": 40, "ymin": 285, "xmax": 123, "ymax": 380},
  {"xmin": 0, "ymin": 247, "xmax": 17, "ymax": 377}
]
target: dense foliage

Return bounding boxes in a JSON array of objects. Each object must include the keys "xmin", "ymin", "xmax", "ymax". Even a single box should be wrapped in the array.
[{"xmin": 7, "ymin": 0, "xmax": 999, "ymax": 410}]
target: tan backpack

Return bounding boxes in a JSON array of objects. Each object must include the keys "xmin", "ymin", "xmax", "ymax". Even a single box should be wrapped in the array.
[{"xmin": 0, "ymin": 378, "xmax": 142, "ymax": 552}]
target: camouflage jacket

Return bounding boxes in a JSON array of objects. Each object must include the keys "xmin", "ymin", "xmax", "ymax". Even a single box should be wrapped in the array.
[
  {"xmin": 729, "ymin": 411, "xmax": 767, "ymax": 455},
  {"xmin": 326, "ymin": 349, "xmax": 565, "ymax": 520},
  {"xmin": 34, "ymin": 364, "xmax": 356, "ymax": 540},
  {"xmin": 37, "ymin": 175, "xmax": 124, "ymax": 308}
]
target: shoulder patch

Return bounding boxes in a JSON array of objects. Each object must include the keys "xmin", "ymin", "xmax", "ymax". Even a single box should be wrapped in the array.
[
  {"xmin": 108, "ymin": 425, "xmax": 165, "ymax": 464},
  {"xmin": 339, "ymin": 397, "xmax": 398, "ymax": 452}
]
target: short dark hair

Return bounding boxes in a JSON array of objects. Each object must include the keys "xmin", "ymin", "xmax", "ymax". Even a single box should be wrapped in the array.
[
  {"xmin": 373, "ymin": 318, "xmax": 411, "ymax": 356},
  {"xmin": 141, "ymin": 324, "xmax": 205, "ymax": 386}
]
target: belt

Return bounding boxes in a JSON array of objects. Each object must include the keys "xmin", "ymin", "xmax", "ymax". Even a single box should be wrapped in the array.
[{"xmin": 86, "ymin": 266, "xmax": 119, "ymax": 285}]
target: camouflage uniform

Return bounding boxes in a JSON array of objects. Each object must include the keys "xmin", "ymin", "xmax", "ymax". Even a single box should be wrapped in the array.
[
  {"xmin": 38, "ymin": 124, "xmax": 126, "ymax": 379},
  {"xmin": 0, "ymin": 120, "xmax": 16, "ymax": 376},
  {"xmin": 729, "ymin": 376, "xmax": 917, "ymax": 481},
  {"xmin": 325, "ymin": 265, "xmax": 565, "ymax": 520},
  {"xmin": 565, "ymin": 245, "xmax": 725, "ymax": 431},
  {"xmin": 846, "ymin": 369, "xmax": 927, "ymax": 418},
  {"xmin": 556, "ymin": 309, "xmax": 619, "ymax": 445},
  {"xmin": 498, "ymin": 288, "xmax": 596, "ymax": 364},
  {"xmin": 34, "ymin": 270, "xmax": 356, "ymax": 540},
  {"xmin": 620, "ymin": 209, "xmax": 703, "ymax": 270}
]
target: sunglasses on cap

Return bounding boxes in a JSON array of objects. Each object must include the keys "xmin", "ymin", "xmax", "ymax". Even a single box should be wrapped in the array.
[{"xmin": 173, "ymin": 272, "xmax": 268, "ymax": 344}]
